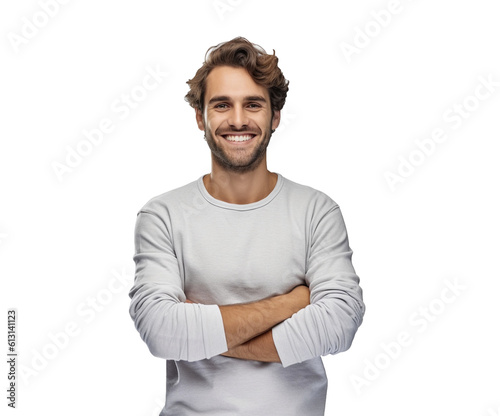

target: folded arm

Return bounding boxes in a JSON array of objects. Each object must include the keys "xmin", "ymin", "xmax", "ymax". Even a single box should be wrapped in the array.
[
  {"xmin": 129, "ymin": 211, "xmax": 228, "ymax": 361},
  {"xmin": 271, "ymin": 204, "xmax": 365, "ymax": 367},
  {"xmin": 186, "ymin": 285, "xmax": 310, "ymax": 362},
  {"xmin": 218, "ymin": 285, "xmax": 309, "ymax": 349}
]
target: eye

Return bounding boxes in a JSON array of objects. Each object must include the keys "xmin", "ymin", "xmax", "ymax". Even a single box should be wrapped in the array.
[
  {"xmin": 214, "ymin": 103, "xmax": 229, "ymax": 109},
  {"xmin": 247, "ymin": 103, "xmax": 262, "ymax": 109}
]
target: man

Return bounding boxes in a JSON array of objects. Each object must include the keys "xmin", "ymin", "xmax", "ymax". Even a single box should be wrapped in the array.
[{"xmin": 129, "ymin": 37, "xmax": 365, "ymax": 415}]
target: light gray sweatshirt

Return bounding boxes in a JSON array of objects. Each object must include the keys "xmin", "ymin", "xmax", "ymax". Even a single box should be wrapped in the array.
[{"xmin": 129, "ymin": 173, "xmax": 365, "ymax": 415}]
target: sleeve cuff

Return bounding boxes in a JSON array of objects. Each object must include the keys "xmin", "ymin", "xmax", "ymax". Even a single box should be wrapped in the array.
[
  {"xmin": 201, "ymin": 304, "xmax": 228, "ymax": 358},
  {"xmin": 272, "ymin": 323, "xmax": 300, "ymax": 368}
]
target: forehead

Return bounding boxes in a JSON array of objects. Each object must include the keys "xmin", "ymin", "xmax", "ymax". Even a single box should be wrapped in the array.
[{"xmin": 204, "ymin": 66, "xmax": 270, "ymax": 104}]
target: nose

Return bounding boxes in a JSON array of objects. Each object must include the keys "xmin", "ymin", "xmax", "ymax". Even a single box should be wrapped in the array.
[{"xmin": 227, "ymin": 105, "xmax": 249, "ymax": 129}]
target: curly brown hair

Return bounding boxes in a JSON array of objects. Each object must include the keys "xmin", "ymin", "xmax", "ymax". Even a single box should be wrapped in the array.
[{"xmin": 185, "ymin": 37, "xmax": 289, "ymax": 113}]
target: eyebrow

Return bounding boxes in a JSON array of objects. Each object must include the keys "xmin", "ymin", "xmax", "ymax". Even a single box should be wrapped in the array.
[{"xmin": 207, "ymin": 95, "xmax": 268, "ymax": 105}]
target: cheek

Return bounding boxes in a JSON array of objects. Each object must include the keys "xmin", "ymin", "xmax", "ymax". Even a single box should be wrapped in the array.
[
  {"xmin": 207, "ymin": 115, "xmax": 228, "ymax": 134},
  {"xmin": 261, "ymin": 115, "xmax": 274, "ymax": 130}
]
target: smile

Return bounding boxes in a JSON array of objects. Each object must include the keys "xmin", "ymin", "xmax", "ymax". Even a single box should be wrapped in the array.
[{"xmin": 222, "ymin": 134, "xmax": 256, "ymax": 142}]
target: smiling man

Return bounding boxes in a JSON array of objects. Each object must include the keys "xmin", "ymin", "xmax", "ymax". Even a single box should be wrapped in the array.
[{"xmin": 129, "ymin": 37, "xmax": 365, "ymax": 415}]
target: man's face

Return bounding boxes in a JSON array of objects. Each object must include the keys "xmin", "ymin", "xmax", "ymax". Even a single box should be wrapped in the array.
[{"xmin": 196, "ymin": 66, "xmax": 280, "ymax": 173}]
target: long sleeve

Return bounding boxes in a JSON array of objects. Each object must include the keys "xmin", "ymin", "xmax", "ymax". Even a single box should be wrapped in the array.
[
  {"xmin": 128, "ymin": 210, "xmax": 228, "ymax": 361},
  {"xmin": 272, "ymin": 201, "xmax": 365, "ymax": 368}
]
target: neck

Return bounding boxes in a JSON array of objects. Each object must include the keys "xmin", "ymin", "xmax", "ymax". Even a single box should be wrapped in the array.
[{"xmin": 203, "ymin": 157, "xmax": 278, "ymax": 204}]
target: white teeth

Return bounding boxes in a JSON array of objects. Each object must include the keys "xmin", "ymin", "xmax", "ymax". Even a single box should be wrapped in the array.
[{"xmin": 224, "ymin": 135, "xmax": 254, "ymax": 142}]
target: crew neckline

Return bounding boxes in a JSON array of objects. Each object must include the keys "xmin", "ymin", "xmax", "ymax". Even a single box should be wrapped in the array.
[{"xmin": 197, "ymin": 173, "xmax": 284, "ymax": 211}]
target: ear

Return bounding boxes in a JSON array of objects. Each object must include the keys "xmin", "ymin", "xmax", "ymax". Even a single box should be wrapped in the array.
[
  {"xmin": 271, "ymin": 110, "xmax": 281, "ymax": 131},
  {"xmin": 195, "ymin": 108, "xmax": 205, "ymax": 131}
]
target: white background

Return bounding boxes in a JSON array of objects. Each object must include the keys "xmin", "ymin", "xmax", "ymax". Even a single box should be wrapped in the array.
[{"xmin": 1, "ymin": 0, "xmax": 499, "ymax": 415}]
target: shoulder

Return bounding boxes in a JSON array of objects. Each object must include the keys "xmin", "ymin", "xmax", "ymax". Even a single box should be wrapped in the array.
[
  {"xmin": 280, "ymin": 175, "xmax": 339, "ymax": 213},
  {"xmin": 137, "ymin": 178, "xmax": 200, "ymax": 217}
]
